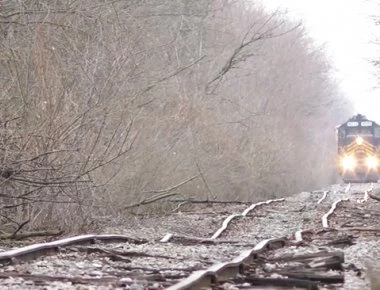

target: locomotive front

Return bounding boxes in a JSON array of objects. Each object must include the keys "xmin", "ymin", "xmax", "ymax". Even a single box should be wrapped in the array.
[{"xmin": 337, "ymin": 114, "xmax": 380, "ymax": 183}]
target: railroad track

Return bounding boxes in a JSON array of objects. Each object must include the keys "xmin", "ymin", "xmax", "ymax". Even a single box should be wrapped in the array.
[{"xmin": 0, "ymin": 183, "xmax": 378, "ymax": 289}]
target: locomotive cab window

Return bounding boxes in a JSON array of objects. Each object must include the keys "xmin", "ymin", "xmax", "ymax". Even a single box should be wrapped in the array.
[
  {"xmin": 360, "ymin": 127, "xmax": 373, "ymax": 136},
  {"xmin": 346, "ymin": 128, "xmax": 360, "ymax": 136},
  {"xmin": 346, "ymin": 127, "xmax": 373, "ymax": 136}
]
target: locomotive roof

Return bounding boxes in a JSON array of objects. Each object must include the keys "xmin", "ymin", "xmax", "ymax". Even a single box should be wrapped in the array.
[{"xmin": 337, "ymin": 114, "xmax": 380, "ymax": 128}]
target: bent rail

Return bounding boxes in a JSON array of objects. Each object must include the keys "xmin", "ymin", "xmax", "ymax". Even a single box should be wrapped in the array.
[
  {"xmin": 0, "ymin": 234, "xmax": 147, "ymax": 265},
  {"xmin": 166, "ymin": 237, "xmax": 286, "ymax": 290},
  {"xmin": 211, "ymin": 198, "xmax": 285, "ymax": 239}
]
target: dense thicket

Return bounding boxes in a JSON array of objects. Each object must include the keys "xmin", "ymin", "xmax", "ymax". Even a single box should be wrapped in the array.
[{"xmin": 0, "ymin": 0, "xmax": 351, "ymax": 232}]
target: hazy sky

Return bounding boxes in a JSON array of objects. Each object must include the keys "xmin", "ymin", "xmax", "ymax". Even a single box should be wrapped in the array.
[{"xmin": 260, "ymin": 0, "xmax": 380, "ymax": 121}]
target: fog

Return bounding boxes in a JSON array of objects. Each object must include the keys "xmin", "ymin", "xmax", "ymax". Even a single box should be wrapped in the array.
[{"xmin": 261, "ymin": 0, "xmax": 380, "ymax": 122}]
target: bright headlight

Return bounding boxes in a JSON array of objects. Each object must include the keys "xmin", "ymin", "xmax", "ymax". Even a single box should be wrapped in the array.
[
  {"xmin": 367, "ymin": 156, "xmax": 378, "ymax": 169},
  {"xmin": 341, "ymin": 155, "xmax": 356, "ymax": 170},
  {"xmin": 356, "ymin": 136, "xmax": 364, "ymax": 145}
]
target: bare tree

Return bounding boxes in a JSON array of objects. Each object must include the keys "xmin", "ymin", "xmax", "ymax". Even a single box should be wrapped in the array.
[{"xmin": 0, "ymin": 0, "xmax": 351, "ymax": 234}]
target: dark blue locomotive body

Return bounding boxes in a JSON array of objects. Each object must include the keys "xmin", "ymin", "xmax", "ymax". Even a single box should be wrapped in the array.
[{"xmin": 336, "ymin": 114, "xmax": 380, "ymax": 183}]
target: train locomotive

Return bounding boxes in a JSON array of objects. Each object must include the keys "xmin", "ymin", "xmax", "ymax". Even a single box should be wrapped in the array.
[{"xmin": 336, "ymin": 114, "xmax": 380, "ymax": 183}]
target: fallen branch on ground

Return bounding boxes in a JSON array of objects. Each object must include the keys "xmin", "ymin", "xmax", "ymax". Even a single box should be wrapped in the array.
[
  {"xmin": 123, "ymin": 192, "xmax": 177, "ymax": 209},
  {"xmin": 69, "ymin": 246, "xmax": 176, "ymax": 260},
  {"xmin": 169, "ymin": 199, "xmax": 252, "ymax": 205},
  {"xmin": 0, "ymin": 230, "xmax": 63, "ymax": 240},
  {"xmin": 337, "ymin": 227, "xmax": 380, "ymax": 232},
  {"xmin": 122, "ymin": 174, "xmax": 199, "ymax": 209},
  {"xmin": 0, "ymin": 271, "xmax": 125, "ymax": 285},
  {"xmin": 159, "ymin": 233, "xmax": 255, "ymax": 246},
  {"xmin": 141, "ymin": 174, "xmax": 200, "ymax": 194}
]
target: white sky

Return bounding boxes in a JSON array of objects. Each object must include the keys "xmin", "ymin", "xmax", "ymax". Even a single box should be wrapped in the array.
[{"xmin": 260, "ymin": 0, "xmax": 380, "ymax": 121}]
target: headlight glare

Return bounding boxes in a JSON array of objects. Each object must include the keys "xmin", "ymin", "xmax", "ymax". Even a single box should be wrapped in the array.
[
  {"xmin": 356, "ymin": 136, "xmax": 364, "ymax": 145},
  {"xmin": 341, "ymin": 155, "xmax": 356, "ymax": 170},
  {"xmin": 367, "ymin": 156, "xmax": 378, "ymax": 169}
]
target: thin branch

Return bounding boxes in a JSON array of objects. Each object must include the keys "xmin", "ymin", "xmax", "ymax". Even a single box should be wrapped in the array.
[
  {"xmin": 121, "ymin": 175, "xmax": 200, "ymax": 210},
  {"xmin": 194, "ymin": 159, "xmax": 215, "ymax": 200},
  {"xmin": 206, "ymin": 15, "xmax": 301, "ymax": 93},
  {"xmin": 143, "ymin": 55, "xmax": 206, "ymax": 93},
  {"xmin": 77, "ymin": 133, "xmax": 136, "ymax": 179},
  {"xmin": 0, "ymin": 230, "xmax": 63, "ymax": 240},
  {"xmin": 14, "ymin": 149, "xmax": 78, "ymax": 164},
  {"xmin": 122, "ymin": 192, "xmax": 177, "ymax": 209},
  {"xmin": 169, "ymin": 199, "xmax": 252, "ymax": 205},
  {"xmin": 11, "ymin": 219, "xmax": 30, "ymax": 237},
  {"xmin": 141, "ymin": 174, "xmax": 200, "ymax": 194},
  {"xmin": 9, "ymin": 176, "xmax": 90, "ymax": 186}
]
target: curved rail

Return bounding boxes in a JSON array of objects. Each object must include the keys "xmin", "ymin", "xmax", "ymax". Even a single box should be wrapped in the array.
[
  {"xmin": 169, "ymin": 199, "xmax": 352, "ymax": 290},
  {"xmin": 211, "ymin": 198, "xmax": 285, "ymax": 239},
  {"xmin": 321, "ymin": 199, "xmax": 347, "ymax": 228},
  {"xmin": 2, "ymin": 187, "xmax": 362, "ymax": 289},
  {"xmin": 0, "ymin": 234, "xmax": 146, "ymax": 265},
  {"xmin": 241, "ymin": 198, "xmax": 285, "ymax": 216},
  {"xmin": 317, "ymin": 191, "xmax": 329, "ymax": 204},
  {"xmin": 294, "ymin": 229, "xmax": 313, "ymax": 243},
  {"xmin": 166, "ymin": 237, "xmax": 286, "ymax": 290},
  {"xmin": 210, "ymin": 214, "xmax": 241, "ymax": 240}
]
